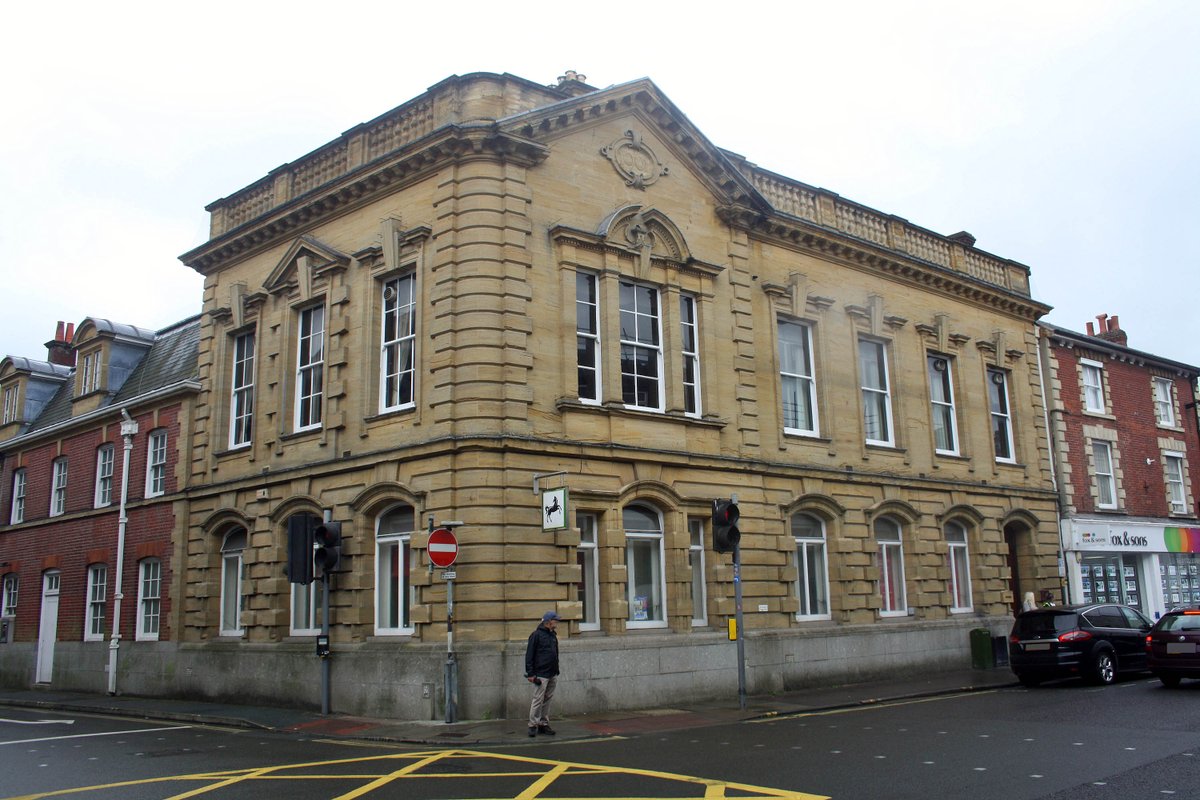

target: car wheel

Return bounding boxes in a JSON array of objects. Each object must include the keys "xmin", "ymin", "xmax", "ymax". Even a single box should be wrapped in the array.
[
  {"xmin": 1018, "ymin": 674, "xmax": 1042, "ymax": 688},
  {"xmin": 1091, "ymin": 651, "xmax": 1116, "ymax": 685},
  {"xmin": 1159, "ymin": 674, "xmax": 1182, "ymax": 688}
]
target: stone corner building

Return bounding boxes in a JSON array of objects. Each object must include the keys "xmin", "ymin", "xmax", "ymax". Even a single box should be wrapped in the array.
[{"xmin": 175, "ymin": 71, "xmax": 1058, "ymax": 719}]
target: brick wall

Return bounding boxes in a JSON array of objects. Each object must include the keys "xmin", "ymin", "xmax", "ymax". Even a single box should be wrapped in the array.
[
  {"xmin": 1052, "ymin": 340, "xmax": 1200, "ymax": 517},
  {"xmin": 0, "ymin": 402, "xmax": 184, "ymax": 644}
]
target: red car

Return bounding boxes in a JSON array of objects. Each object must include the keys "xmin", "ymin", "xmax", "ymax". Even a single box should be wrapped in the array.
[{"xmin": 1145, "ymin": 608, "xmax": 1200, "ymax": 688}]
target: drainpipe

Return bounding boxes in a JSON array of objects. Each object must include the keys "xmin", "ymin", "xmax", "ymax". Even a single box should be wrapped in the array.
[
  {"xmin": 108, "ymin": 409, "xmax": 138, "ymax": 695},
  {"xmin": 1036, "ymin": 330, "xmax": 1072, "ymax": 605}
]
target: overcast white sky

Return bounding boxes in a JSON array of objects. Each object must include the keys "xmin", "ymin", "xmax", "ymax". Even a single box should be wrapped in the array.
[{"xmin": 2, "ymin": 1, "xmax": 1197, "ymax": 368}]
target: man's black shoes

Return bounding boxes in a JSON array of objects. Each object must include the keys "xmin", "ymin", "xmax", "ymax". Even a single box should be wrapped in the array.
[
  {"xmin": 538, "ymin": 725, "xmax": 556, "ymax": 736},
  {"xmin": 528, "ymin": 726, "xmax": 537, "ymax": 737}
]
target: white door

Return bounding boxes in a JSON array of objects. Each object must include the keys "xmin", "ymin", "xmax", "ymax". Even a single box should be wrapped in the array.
[{"xmin": 35, "ymin": 571, "xmax": 60, "ymax": 683}]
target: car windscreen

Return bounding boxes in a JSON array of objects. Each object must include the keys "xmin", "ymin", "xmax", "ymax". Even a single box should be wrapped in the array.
[
  {"xmin": 1158, "ymin": 614, "xmax": 1200, "ymax": 632},
  {"xmin": 1015, "ymin": 612, "xmax": 1077, "ymax": 637}
]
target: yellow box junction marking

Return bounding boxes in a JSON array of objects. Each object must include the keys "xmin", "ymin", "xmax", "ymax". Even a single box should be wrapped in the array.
[{"xmin": 2, "ymin": 747, "xmax": 829, "ymax": 800}]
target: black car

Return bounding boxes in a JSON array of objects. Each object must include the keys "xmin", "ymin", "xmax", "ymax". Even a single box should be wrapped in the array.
[
  {"xmin": 1145, "ymin": 607, "xmax": 1200, "ymax": 687},
  {"xmin": 1008, "ymin": 603, "xmax": 1152, "ymax": 686}
]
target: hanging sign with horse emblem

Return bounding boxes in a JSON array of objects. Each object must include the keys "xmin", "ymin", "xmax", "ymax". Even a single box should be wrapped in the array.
[{"xmin": 542, "ymin": 487, "xmax": 568, "ymax": 531}]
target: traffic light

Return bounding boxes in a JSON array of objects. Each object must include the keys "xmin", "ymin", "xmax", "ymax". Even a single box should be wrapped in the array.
[
  {"xmin": 286, "ymin": 518, "xmax": 314, "ymax": 585},
  {"xmin": 314, "ymin": 521, "xmax": 343, "ymax": 578},
  {"xmin": 712, "ymin": 499, "xmax": 741, "ymax": 554}
]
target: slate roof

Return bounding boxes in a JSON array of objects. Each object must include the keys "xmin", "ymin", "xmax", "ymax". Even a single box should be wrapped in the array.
[
  {"xmin": 19, "ymin": 316, "xmax": 200, "ymax": 438},
  {"xmin": 1039, "ymin": 321, "xmax": 1200, "ymax": 375}
]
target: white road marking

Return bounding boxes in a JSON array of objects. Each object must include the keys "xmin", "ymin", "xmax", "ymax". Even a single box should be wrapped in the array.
[
  {"xmin": 0, "ymin": 717, "xmax": 75, "ymax": 726},
  {"xmin": 0, "ymin": 724, "xmax": 190, "ymax": 746}
]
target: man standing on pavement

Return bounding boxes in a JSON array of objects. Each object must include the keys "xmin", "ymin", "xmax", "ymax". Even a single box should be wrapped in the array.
[{"xmin": 524, "ymin": 610, "xmax": 560, "ymax": 737}]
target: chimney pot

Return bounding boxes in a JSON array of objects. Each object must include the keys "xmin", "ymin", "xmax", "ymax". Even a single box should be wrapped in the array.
[
  {"xmin": 45, "ymin": 321, "xmax": 77, "ymax": 368},
  {"xmin": 1086, "ymin": 322, "xmax": 1095, "ymax": 336},
  {"xmin": 1109, "ymin": 314, "xmax": 1120, "ymax": 331}
]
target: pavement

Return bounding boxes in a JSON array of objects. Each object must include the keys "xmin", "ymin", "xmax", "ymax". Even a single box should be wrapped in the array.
[{"xmin": 0, "ymin": 666, "xmax": 1018, "ymax": 746}]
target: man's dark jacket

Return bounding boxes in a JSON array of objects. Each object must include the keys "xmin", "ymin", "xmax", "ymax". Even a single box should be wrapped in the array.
[{"xmin": 524, "ymin": 623, "xmax": 560, "ymax": 679}]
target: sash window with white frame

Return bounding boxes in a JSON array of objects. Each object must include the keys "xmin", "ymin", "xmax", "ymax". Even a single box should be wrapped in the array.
[
  {"xmin": 680, "ymin": 294, "xmax": 701, "ymax": 417},
  {"xmin": 2, "ymin": 385, "xmax": 16, "ymax": 424},
  {"xmin": 859, "ymin": 339, "xmax": 894, "ymax": 446},
  {"xmin": 289, "ymin": 512, "xmax": 322, "ymax": 635},
  {"xmin": 1092, "ymin": 440, "xmax": 1117, "ymax": 509},
  {"xmin": 376, "ymin": 504, "xmax": 416, "ymax": 635},
  {"xmin": 137, "ymin": 559, "xmax": 161, "ymax": 641},
  {"xmin": 1081, "ymin": 360, "xmax": 1106, "ymax": 413},
  {"xmin": 220, "ymin": 530, "xmax": 246, "ymax": 636},
  {"xmin": 687, "ymin": 517, "xmax": 707, "ymax": 626},
  {"xmin": 50, "ymin": 457, "xmax": 67, "ymax": 516},
  {"xmin": 1154, "ymin": 377, "xmax": 1176, "ymax": 427},
  {"xmin": 576, "ymin": 511, "xmax": 601, "ymax": 631},
  {"xmin": 380, "ymin": 273, "xmax": 417, "ymax": 412},
  {"xmin": 792, "ymin": 512, "xmax": 830, "ymax": 619},
  {"xmin": 1165, "ymin": 453, "xmax": 1188, "ymax": 514},
  {"xmin": 875, "ymin": 517, "xmax": 907, "ymax": 616},
  {"xmin": 779, "ymin": 319, "xmax": 818, "ymax": 436},
  {"xmin": 927, "ymin": 355, "xmax": 959, "ymax": 455},
  {"xmin": 80, "ymin": 351, "xmax": 101, "ymax": 395},
  {"xmin": 619, "ymin": 281, "xmax": 663, "ymax": 411},
  {"xmin": 94, "ymin": 444, "xmax": 114, "ymax": 508},
  {"xmin": 145, "ymin": 429, "xmax": 167, "ymax": 497},
  {"xmin": 295, "ymin": 304, "xmax": 325, "ymax": 431},
  {"xmin": 10, "ymin": 468, "xmax": 25, "ymax": 525},
  {"xmin": 229, "ymin": 331, "xmax": 255, "ymax": 448},
  {"xmin": 945, "ymin": 521, "xmax": 972, "ymax": 612},
  {"xmin": 624, "ymin": 504, "xmax": 666, "ymax": 628},
  {"xmin": 988, "ymin": 368, "xmax": 1015, "ymax": 462},
  {"xmin": 85, "ymin": 565, "xmax": 107, "ymax": 641},
  {"xmin": 576, "ymin": 272, "xmax": 601, "ymax": 404}
]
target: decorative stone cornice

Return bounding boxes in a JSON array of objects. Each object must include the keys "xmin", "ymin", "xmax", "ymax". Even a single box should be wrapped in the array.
[
  {"xmin": 716, "ymin": 203, "xmax": 1051, "ymax": 322},
  {"xmin": 180, "ymin": 126, "xmax": 549, "ymax": 276}
]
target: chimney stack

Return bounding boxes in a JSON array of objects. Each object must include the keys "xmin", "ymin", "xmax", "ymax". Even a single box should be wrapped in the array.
[
  {"xmin": 1092, "ymin": 313, "xmax": 1128, "ymax": 347},
  {"xmin": 45, "ymin": 321, "xmax": 76, "ymax": 368},
  {"xmin": 553, "ymin": 70, "xmax": 595, "ymax": 97}
]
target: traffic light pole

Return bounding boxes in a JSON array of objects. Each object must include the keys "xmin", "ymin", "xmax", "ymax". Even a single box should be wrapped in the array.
[
  {"xmin": 733, "ymin": 540, "xmax": 746, "ymax": 711},
  {"xmin": 321, "ymin": 510, "xmax": 332, "ymax": 715}
]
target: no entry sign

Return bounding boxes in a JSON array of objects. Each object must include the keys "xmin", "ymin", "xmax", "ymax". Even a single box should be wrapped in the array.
[{"xmin": 428, "ymin": 527, "xmax": 459, "ymax": 568}]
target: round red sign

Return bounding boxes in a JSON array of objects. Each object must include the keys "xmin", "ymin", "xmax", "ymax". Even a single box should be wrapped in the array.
[{"xmin": 428, "ymin": 527, "xmax": 459, "ymax": 568}]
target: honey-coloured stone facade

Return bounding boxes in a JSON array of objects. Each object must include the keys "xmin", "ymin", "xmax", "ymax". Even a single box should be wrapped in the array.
[{"xmin": 174, "ymin": 72, "xmax": 1060, "ymax": 718}]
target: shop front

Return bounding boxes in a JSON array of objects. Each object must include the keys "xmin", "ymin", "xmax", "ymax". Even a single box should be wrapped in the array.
[{"xmin": 1064, "ymin": 520, "xmax": 1200, "ymax": 618}]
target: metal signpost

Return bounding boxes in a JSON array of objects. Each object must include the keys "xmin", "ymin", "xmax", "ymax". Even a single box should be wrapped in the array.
[{"xmin": 428, "ymin": 520, "xmax": 461, "ymax": 723}]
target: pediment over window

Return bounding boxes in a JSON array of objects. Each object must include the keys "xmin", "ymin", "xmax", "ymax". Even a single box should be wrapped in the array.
[
  {"xmin": 914, "ymin": 314, "xmax": 971, "ymax": 353},
  {"xmin": 550, "ymin": 206, "xmax": 723, "ymax": 280},
  {"xmin": 845, "ymin": 295, "xmax": 908, "ymax": 336},
  {"xmin": 264, "ymin": 236, "xmax": 350, "ymax": 299},
  {"xmin": 597, "ymin": 205, "xmax": 691, "ymax": 263}
]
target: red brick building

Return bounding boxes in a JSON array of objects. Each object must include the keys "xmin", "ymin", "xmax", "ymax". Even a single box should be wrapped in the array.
[
  {"xmin": 0, "ymin": 317, "xmax": 198, "ymax": 693},
  {"xmin": 1041, "ymin": 315, "xmax": 1200, "ymax": 615}
]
